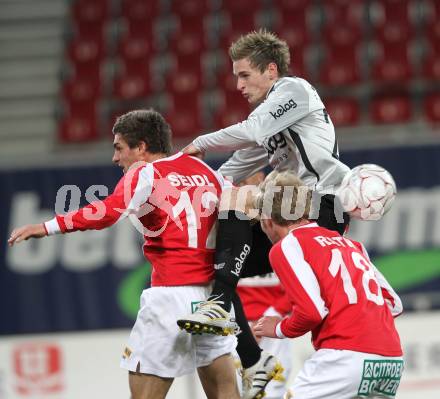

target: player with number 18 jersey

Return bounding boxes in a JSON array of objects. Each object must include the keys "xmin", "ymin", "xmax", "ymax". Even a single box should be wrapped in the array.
[{"xmin": 270, "ymin": 223, "xmax": 402, "ymax": 357}]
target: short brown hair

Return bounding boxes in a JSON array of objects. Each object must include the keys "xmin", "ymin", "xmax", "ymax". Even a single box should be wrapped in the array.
[
  {"xmin": 255, "ymin": 170, "xmax": 311, "ymax": 226},
  {"xmin": 112, "ymin": 109, "xmax": 172, "ymax": 155},
  {"xmin": 229, "ymin": 29, "xmax": 291, "ymax": 77}
]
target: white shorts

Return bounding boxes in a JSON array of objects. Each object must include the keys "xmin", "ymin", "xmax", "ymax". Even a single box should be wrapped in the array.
[
  {"xmin": 120, "ymin": 285, "xmax": 237, "ymax": 378},
  {"xmin": 289, "ymin": 349, "xmax": 404, "ymax": 399}
]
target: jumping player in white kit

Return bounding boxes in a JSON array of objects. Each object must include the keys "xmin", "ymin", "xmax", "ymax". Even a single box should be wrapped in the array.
[
  {"xmin": 253, "ymin": 170, "xmax": 404, "ymax": 399},
  {"xmin": 179, "ymin": 29, "xmax": 353, "ymax": 399}
]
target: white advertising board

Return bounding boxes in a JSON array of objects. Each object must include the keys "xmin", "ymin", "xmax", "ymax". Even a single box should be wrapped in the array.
[{"xmin": 0, "ymin": 311, "xmax": 439, "ymax": 398}]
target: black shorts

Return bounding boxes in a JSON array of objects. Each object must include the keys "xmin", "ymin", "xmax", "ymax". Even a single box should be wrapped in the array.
[
  {"xmin": 241, "ymin": 194, "xmax": 350, "ymax": 278},
  {"xmin": 312, "ymin": 193, "xmax": 350, "ymax": 235}
]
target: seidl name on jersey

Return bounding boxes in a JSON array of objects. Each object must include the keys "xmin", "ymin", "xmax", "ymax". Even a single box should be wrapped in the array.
[{"xmin": 167, "ymin": 173, "xmax": 215, "ymax": 187}]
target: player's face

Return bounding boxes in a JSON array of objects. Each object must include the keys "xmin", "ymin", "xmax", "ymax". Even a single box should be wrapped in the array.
[
  {"xmin": 233, "ymin": 58, "xmax": 275, "ymax": 106},
  {"xmin": 112, "ymin": 134, "xmax": 143, "ymax": 173}
]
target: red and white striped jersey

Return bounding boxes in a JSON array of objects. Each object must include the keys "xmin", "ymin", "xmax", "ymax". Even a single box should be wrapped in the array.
[
  {"xmin": 270, "ymin": 222, "xmax": 402, "ymax": 357},
  {"xmin": 237, "ymin": 274, "xmax": 291, "ymax": 321},
  {"xmin": 45, "ymin": 153, "xmax": 229, "ymax": 286}
]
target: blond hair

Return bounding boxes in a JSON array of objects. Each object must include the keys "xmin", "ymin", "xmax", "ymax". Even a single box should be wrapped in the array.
[
  {"xmin": 229, "ymin": 29, "xmax": 291, "ymax": 77},
  {"xmin": 255, "ymin": 170, "xmax": 311, "ymax": 226}
]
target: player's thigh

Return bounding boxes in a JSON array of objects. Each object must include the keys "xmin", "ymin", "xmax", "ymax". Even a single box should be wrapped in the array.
[
  {"xmin": 193, "ymin": 324, "xmax": 237, "ymax": 372},
  {"xmin": 197, "ymin": 354, "xmax": 240, "ymax": 399},
  {"xmin": 121, "ymin": 285, "xmax": 219, "ymax": 378},
  {"xmin": 240, "ymin": 223, "xmax": 273, "ymax": 278},
  {"xmin": 290, "ymin": 349, "xmax": 359, "ymax": 399},
  {"xmin": 128, "ymin": 371, "xmax": 173, "ymax": 399}
]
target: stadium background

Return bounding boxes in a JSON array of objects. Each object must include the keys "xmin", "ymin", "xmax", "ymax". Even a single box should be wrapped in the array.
[{"xmin": 0, "ymin": 0, "xmax": 439, "ymax": 397}]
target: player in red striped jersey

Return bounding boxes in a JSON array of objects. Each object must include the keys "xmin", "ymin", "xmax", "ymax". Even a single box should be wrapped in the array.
[
  {"xmin": 253, "ymin": 170, "xmax": 403, "ymax": 399},
  {"xmin": 8, "ymin": 109, "xmax": 240, "ymax": 399}
]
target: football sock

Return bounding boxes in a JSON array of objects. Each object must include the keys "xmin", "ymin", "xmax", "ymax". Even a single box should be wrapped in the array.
[
  {"xmin": 232, "ymin": 292, "xmax": 262, "ymax": 369},
  {"xmin": 209, "ymin": 210, "xmax": 252, "ymax": 311}
]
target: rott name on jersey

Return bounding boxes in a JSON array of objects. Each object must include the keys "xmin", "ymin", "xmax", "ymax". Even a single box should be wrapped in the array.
[
  {"xmin": 168, "ymin": 174, "xmax": 214, "ymax": 187},
  {"xmin": 270, "ymin": 99, "xmax": 297, "ymax": 119},
  {"xmin": 314, "ymin": 235, "xmax": 356, "ymax": 248}
]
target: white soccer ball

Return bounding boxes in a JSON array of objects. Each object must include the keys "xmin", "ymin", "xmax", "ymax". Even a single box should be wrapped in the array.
[{"xmin": 337, "ymin": 164, "xmax": 397, "ymax": 221}]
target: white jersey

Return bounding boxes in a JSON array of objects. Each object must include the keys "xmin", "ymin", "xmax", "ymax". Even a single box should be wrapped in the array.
[{"xmin": 193, "ymin": 77, "xmax": 351, "ymax": 193}]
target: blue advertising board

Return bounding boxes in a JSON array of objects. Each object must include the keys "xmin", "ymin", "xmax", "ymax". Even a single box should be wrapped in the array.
[{"xmin": 1, "ymin": 145, "xmax": 439, "ymax": 334}]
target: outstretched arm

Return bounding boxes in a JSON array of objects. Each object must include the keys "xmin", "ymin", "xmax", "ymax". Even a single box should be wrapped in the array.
[
  {"xmin": 185, "ymin": 80, "xmax": 313, "ymax": 156},
  {"xmin": 8, "ymin": 163, "xmax": 153, "ymax": 246},
  {"xmin": 254, "ymin": 240, "xmax": 328, "ymax": 339},
  {"xmin": 218, "ymin": 146, "xmax": 269, "ymax": 185}
]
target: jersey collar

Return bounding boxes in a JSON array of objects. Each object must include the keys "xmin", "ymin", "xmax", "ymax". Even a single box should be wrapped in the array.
[
  {"xmin": 288, "ymin": 221, "xmax": 318, "ymax": 233},
  {"xmin": 266, "ymin": 76, "xmax": 288, "ymax": 99},
  {"xmin": 152, "ymin": 152, "xmax": 183, "ymax": 164}
]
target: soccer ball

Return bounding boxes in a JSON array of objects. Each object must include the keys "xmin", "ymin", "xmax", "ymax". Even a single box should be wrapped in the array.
[{"xmin": 337, "ymin": 164, "xmax": 397, "ymax": 221}]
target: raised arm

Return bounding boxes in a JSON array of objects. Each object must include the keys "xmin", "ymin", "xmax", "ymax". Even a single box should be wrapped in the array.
[
  {"xmin": 188, "ymin": 79, "xmax": 314, "ymax": 155},
  {"xmin": 254, "ymin": 236, "xmax": 329, "ymax": 339},
  {"xmin": 219, "ymin": 146, "xmax": 269, "ymax": 185}
]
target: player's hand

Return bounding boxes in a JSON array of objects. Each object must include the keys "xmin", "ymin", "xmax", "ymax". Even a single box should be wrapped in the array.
[
  {"xmin": 8, "ymin": 223, "xmax": 47, "ymax": 246},
  {"xmin": 253, "ymin": 316, "xmax": 283, "ymax": 339},
  {"xmin": 182, "ymin": 143, "xmax": 205, "ymax": 159}
]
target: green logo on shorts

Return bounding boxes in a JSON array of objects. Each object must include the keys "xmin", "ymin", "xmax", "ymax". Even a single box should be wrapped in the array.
[
  {"xmin": 191, "ymin": 301, "xmax": 202, "ymax": 313},
  {"xmin": 357, "ymin": 360, "xmax": 403, "ymax": 397}
]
